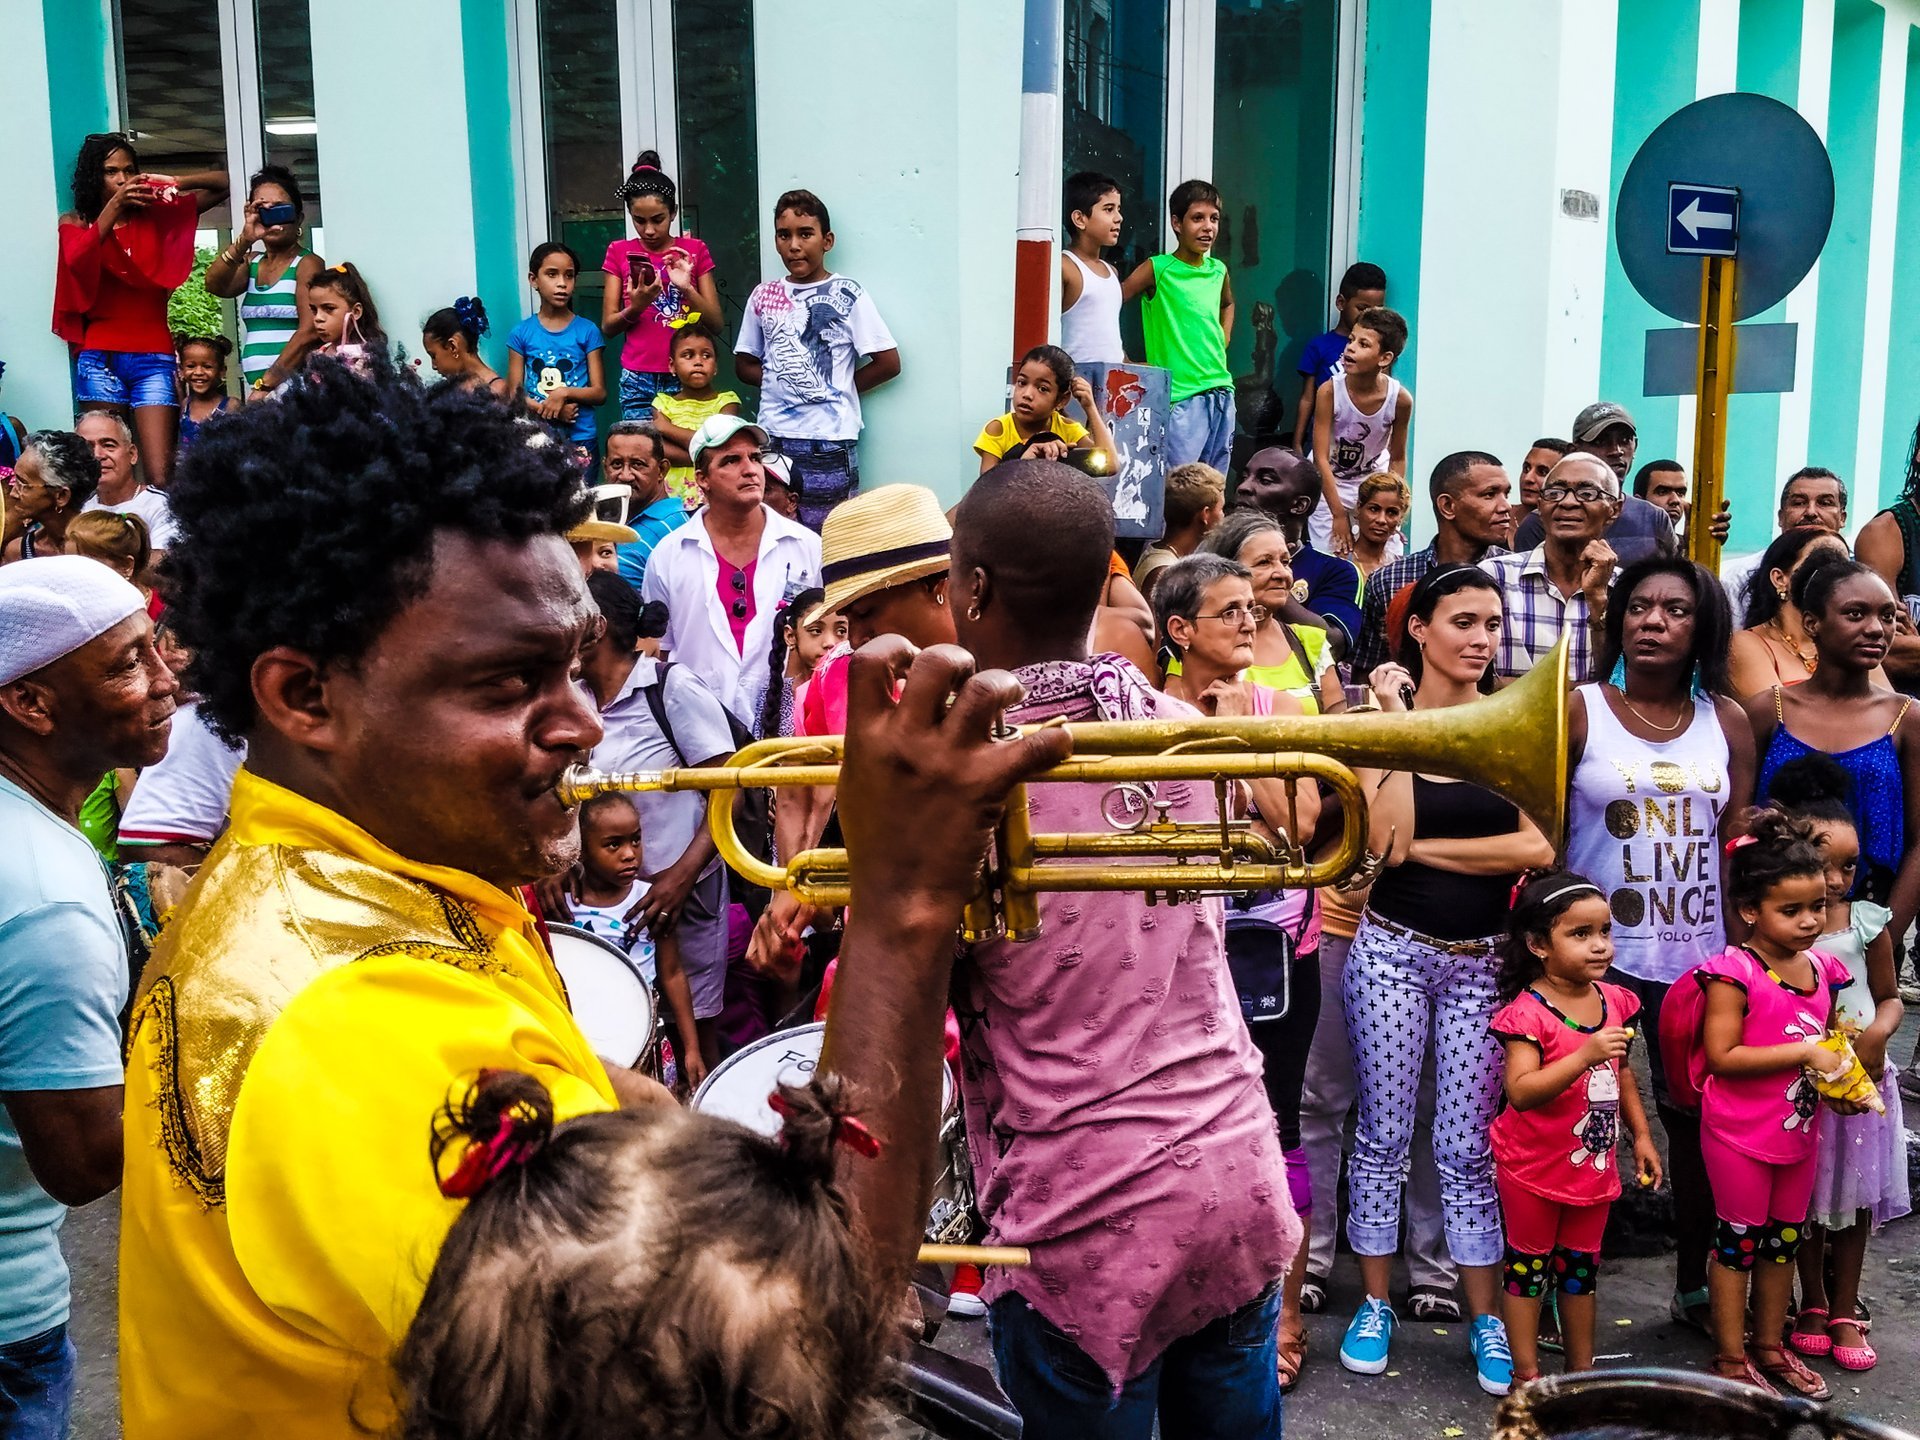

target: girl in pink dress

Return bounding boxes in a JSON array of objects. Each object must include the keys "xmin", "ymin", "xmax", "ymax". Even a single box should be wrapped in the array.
[
  {"xmin": 1490, "ymin": 872, "xmax": 1662, "ymax": 1384},
  {"xmin": 1694, "ymin": 810, "xmax": 1856, "ymax": 1399}
]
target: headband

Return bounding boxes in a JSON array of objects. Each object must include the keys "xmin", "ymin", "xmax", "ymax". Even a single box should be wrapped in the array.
[
  {"xmin": 1536, "ymin": 881, "xmax": 1602, "ymax": 908},
  {"xmin": 617, "ymin": 164, "xmax": 676, "ymax": 205}
]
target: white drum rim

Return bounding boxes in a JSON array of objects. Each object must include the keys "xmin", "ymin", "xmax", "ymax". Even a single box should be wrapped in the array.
[
  {"xmin": 692, "ymin": 1021, "xmax": 956, "ymax": 1133},
  {"xmin": 548, "ymin": 922, "xmax": 656, "ymax": 1068}
]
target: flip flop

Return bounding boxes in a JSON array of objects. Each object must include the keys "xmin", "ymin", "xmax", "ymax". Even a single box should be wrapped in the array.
[
  {"xmin": 1277, "ymin": 1323, "xmax": 1308, "ymax": 1393},
  {"xmin": 1299, "ymin": 1272, "xmax": 1330, "ymax": 1316},
  {"xmin": 1789, "ymin": 1306, "xmax": 1832, "ymax": 1358}
]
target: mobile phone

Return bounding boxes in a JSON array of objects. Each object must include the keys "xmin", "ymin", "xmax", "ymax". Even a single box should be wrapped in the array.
[
  {"xmin": 629, "ymin": 256, "xmax": 656, "ymax": 288},
  {"xmin": 259, "ymin": 202, "xmax": 297, "ymax": 227}
]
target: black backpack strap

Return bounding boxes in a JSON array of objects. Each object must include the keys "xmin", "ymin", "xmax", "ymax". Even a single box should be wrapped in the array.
[{"xmin": 640, "ymin": 660, "xmax": 690, "ymax": 767}]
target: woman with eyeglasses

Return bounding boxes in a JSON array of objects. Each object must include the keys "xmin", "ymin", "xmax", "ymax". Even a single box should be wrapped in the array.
[
  {"xmin": 1196, "ymin": 508, "xmax": 1345, "ymax": 713},
  {"xmin": 1152, "ymin": 550, "xmax": 1326, "ymax": 1392},
  {"xmin": 1337, "ymin": 564, "xmax": 1555, "ymax": 1395}
]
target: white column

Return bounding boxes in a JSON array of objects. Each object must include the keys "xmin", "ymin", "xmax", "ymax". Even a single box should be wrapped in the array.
[
  {"xmin": 310, "ymin": 0, "xmax": 480, "ymax": 348},
  {"xmin": 752, "ymin": 0, "xmax": 1024, "ymax": 505},
  {"xmin": 0, "ymin": 5, "xmax": 75, "ymax": 430},
  {"xmin": 1774, "ymin": 0, "xmax": 1831, "ymax": 481},
  {"xmin": 1407, "ymin": 0, "xmax": 1618, "ymax": 497}
]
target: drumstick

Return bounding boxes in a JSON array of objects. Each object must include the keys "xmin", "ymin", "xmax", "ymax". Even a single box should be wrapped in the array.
[{"xmin": 917, "ymin": 1244, "xmax": 1031, "ymax": 1267}]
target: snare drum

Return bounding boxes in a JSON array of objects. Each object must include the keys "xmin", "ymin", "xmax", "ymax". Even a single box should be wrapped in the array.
[
  {"xmin": 694, "ymin": 1024, "xmax": 970, "ymax": 1243},
  {"xmin": 548, "ymin": 923, "xmax": 659, "ymax": 1072}
]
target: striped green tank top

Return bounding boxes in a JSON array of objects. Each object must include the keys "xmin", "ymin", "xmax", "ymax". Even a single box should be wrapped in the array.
[{"xmin": 239, "ymin": 252, "xmax": 306, "ymax": 383}]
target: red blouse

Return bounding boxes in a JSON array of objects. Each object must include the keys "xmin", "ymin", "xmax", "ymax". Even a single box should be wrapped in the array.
[{"xmin": 53, "ymin": 193, "xmax": 197, "ymax": 354}]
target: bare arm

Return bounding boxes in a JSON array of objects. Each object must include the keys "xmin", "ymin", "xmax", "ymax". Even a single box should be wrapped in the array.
[
  {"xmin": 853, "ymin": 348, "xmax": 901, "ymax": 394},
  {"xmin": 1408, "ymin": 811, "xmax": 1555, "ymax": 874},
  {"xmin": 652, "ymin": 930, "xmax": 707, "ymax": 1090},
  {"xmin": 1620, "ymin": 1066, "xmax": 1662, "ymax": 1186},
  {"xmin": 1386, "ymin": 384, "xmax": 1412, "ymax": 476},
  {"xmin": 734, "ymin": 352, "xmax": 764, "ymax": 388},
  {"xmin": 1291, "ymin": 375, "xmax": 1316, "ymax": 451},
  {"xmin": 1726, "ymin": 629, "xmax": 1777, "ymax": 702},
  {"xmin": 252, "ymin": 253, "xmax": 326, "ymax": 391},
  {"xmin": 1311, "ymin": 386, "xmax": 1346, "ymax": 538},
  {"xmin": 1702, "ymin": 978, "xmax": 1839, "ymax": 1078},
  {"xmin": 1121, "ymin": 258, "xmax": 1157, "ymax": 302},
  {"xmin": 202, "ymin": 201, "xmax": 263, "ymax": 298},
  {"xmin": 690, "ymin": 270, "xmax": 724, "ymax": 339},
  {"xmin": 506, "ymin": 351, "xmax": 527, "ymax": 400},
  {"xmin": 1502, "ymin": 1030, "xmax": 1628, "ymax": 1112},
  {"xmin": 1219, "ymin": 270, "xmax": 1235, "ymax": 348},
  {"xmin": 1060, "ymin": 252, "xmax": 1085, "ymax": 312},
  {"xmin": 1891, "ymin": 709, "xmax": 1920, "ymax": 942},
  {"xmin": 3, "ymin": 1087, "xmax": 122, "ymax": 1207},
  {"xmin": 650, "ymin": 406, "xmax": 697, "ymax": 464}
]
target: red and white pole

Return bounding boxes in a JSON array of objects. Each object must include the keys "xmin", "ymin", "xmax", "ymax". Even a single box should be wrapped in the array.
[{"xmin": 1013, "ymin": 0, "xmax": 1063, "ymax": 361}]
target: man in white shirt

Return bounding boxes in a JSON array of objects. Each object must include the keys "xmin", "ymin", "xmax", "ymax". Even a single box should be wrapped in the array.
[
  {"xmin": 77, "ymin": 412, "xmax": 176, "ymax": 551},
  {"xmin": 117, "ymin": 700, "xmax": 246, "ymax": 866},
  {"xmin": 642, "ymin": 415, "xmax": 822, "ymax": 729}
]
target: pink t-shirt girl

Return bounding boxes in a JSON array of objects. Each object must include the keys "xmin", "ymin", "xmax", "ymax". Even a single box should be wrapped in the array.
[
  {"xmin": 1695, "ymin": 946, "xmax": 1853, "ymax": 1165},
  {"xmin": 601, "ymin": 235, "xmax": 715, "ymax": 374},
  {"xmin": 1490, "ymin": 982, "xmax": 1641, "ymax": 1205}
]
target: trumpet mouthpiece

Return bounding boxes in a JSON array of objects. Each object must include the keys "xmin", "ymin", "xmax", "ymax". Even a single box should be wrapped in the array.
[{"xmin": 554, "ymin": 764, "xmax": 671, "ymax": 807}]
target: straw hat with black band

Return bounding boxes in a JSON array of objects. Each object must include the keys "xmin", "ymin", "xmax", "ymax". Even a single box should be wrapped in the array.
[{"xmin": 819, "ymin": 484, "xmax": 953, "ymax": 614}]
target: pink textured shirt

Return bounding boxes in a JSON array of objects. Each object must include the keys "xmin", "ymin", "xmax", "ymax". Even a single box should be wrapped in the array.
[
  {"xmin": 1697, "ymin": 946, "xmax": 1853, "ymax": 1165},
  {"xmin": 956, "ymin": 658, "xmax": 1298, "ymax": 1387}
]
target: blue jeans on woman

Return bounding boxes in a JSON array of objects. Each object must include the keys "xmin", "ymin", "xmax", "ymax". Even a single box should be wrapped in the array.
[
  {"xmin": 989, "ymin": 1281, "xmax": 1285, "ymax": 1439},
  {"xmin": 0, "ymin": 1325, "xmax": 75, "ymax": 1440}
]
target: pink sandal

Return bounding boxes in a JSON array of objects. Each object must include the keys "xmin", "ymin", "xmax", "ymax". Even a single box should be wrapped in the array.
[
  {"xmin": 1828, "ymin": 1317, "xmax": 1876, "ymax": 1372},
  {"xmin": 1789, "ymin": 1306, "xmax": 1832, "ymax": 1358}
]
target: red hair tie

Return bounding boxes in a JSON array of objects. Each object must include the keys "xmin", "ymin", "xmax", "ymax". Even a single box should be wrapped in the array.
[
  {"xmin": 767, "ymin": 1090, "xmax": 882, "ymax": 1159},
  {"xmin": 1724, "ymin": 834, "xmax": 1758, "ymax": 855},
  {"xmin": 438, "ymin": 1103, "xmax": 542, "ymax": 1198}
]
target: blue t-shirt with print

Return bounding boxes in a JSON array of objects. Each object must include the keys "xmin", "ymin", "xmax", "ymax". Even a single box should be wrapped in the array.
[
  {"xmin": 1289, "ymin": 540, "xmax": 1365, "ymax": 651},
  {"xmin": 1298, "ymin": 329, "xmax": 1349, "ymax": 384},
  {"xmin": 0, "ymin": 776, "xmax": 128, "ymax": 1343},
  {"xmin": 508, "ymin": 313, "xmax": 605, "ymax": 445}
]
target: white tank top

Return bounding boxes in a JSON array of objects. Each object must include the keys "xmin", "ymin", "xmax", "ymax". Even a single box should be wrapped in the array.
[
  {"xmin": 1061, "ymin": 251, "xmax": 1125, "ymax": 364},
  {"xmin": 1326, "ymin": 373, "xmax": 1400, "ymax": 484},
  {"xmin": 1566, "ymin": 683, "xmax": 1731, "ymax": 984}
]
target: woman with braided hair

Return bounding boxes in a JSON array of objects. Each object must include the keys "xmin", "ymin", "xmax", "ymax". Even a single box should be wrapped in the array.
[{"xmin": 601, "ymin": 150, "xmax": 726, "ymax": 419}]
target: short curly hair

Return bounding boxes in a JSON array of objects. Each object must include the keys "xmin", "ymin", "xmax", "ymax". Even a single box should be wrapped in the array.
[{"xmin": 163, "ymin": 357, "xmax": 590, "ymax": 742}]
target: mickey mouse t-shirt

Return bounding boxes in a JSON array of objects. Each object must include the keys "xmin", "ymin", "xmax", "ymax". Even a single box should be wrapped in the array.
[
  {"xmin": 508, "ymin": 313, "xmax": 605, "ymax": 444},
  {"xmin": 1490, "ymin": 982, "xmax": 1640, "ymax": 1206}
]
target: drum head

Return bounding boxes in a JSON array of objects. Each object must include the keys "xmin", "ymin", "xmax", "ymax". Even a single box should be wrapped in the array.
[
  {"xmin": 693, "ymin": 1022, "xmax": 956, "ymax": 1136},
  {"xmin": 548, "ymin": 923, "xmax": 656, "ymax": 1069}
]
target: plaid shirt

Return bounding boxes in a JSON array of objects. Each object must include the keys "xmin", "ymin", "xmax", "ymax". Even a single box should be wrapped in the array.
[
  {"xmin": 1479, "ymin": 546, "xmax": 1599, "ymax": 683},
  {"xmin": 1351, "ymin": 543, "xmax": 1511, "ymax": 680}
]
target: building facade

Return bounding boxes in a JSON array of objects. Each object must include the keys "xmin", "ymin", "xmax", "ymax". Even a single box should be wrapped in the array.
[{"xmin": 4, "ymin": 0, "xmax": 1918, "ymax": 550}]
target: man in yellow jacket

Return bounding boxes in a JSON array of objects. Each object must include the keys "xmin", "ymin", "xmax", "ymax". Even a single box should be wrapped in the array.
[{"xmin": 120, "ymin": 360, "xmax": 1064, "ymax": 1436}]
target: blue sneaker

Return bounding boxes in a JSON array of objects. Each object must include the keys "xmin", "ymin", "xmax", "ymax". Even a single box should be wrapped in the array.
[
  {"xmin": 1471, "ymin": 1314, "xmax": 1514, "ymax": 1396},
  {"xmin": 1339, "ymin": 1296, "xmax": 1396, "ymax": 1374}
]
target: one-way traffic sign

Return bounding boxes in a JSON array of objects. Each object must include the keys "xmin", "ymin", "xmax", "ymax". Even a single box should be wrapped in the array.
[{"xmin": 1667, "ymin": 182, "xmax": 1740, "ymax": 256}]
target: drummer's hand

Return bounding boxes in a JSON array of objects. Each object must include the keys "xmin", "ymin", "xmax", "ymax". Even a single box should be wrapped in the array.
[
  {"xmin": 629, "ymin": 853, "xmax": 701, "ymax": 934},
  {"xmin": 531, "ymin": 870, "xmax": 574, "ymax": 924},
  {"xmin": 839, "ymin": 638, "xmax": 1073, "ymax": 917}
]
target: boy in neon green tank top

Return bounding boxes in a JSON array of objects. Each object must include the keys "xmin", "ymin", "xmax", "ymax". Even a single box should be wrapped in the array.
[{"xmin": 1125, "ymin": 179, "xmax": 1236, "ymax": 472}]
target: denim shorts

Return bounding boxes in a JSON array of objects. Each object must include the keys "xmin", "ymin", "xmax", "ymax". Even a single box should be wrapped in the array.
[
  {"xmin": 73, "ymin": 348, "xmax": 177, "ymax": 409},
  {"xmin": 0, "ymin": 1323, "xmax": 76, "ymax": 1440},
  {"xmin": 618, "ymin": 369, "xmax": 677, "ymax": 420}
]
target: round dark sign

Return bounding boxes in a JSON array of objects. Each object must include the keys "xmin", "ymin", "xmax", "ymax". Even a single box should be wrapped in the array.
[{"xmin": 1616, "ymin": 92, "xmax": 1833, "ymax": 323}]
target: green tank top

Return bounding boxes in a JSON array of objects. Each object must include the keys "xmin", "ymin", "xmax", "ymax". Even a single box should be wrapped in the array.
[{"xmin": 1141, "ymin": 252, "xmax": 1232, "ymax": 403}]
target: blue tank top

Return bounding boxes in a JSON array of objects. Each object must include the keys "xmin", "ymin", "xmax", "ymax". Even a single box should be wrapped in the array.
[{"xmin": 1757, "ymin": 685, "xmax": 1912, "ymax": 903}]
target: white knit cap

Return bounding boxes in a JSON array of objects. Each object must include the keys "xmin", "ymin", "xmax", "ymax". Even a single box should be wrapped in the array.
[{"xmin": 0, "ymin": 555, "xmax": 147, "ymax": 685}]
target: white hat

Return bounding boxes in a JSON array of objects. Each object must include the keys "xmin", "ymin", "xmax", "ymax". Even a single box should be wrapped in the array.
[
  {"xmin": 0, "ymin": 555, "xmax": 146, "ymax": 685},
  {"xmin": 687, "ymin": 414, "xmax": 771, "ymax": 470}
]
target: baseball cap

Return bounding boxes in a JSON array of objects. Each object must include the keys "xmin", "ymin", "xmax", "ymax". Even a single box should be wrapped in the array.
[
  {"xmin": 1572, "ymin": 402, "xmax": 1637, "ymax": 443},
  {"xmin": 687, "ymin": 414, "xmax": 771, "ymax": 471}
]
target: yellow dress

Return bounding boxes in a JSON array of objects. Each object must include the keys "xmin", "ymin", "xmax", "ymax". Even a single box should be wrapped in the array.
[
  {"xmin": 119, "ymin": 769, "xmax": 617, "ymax": 1438},
  {"xmin": 972, "ymin": 410, "xmax": 1089, "ymax": 459}
]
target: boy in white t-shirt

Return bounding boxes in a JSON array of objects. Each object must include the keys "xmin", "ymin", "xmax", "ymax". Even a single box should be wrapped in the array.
[
  {"xmin": 569, "ymin": 792, "xmax": 702, "ymax": 1073},
  {"xmin": 734, "ymin": 189, "xmax": 901, "ymax": 531}
]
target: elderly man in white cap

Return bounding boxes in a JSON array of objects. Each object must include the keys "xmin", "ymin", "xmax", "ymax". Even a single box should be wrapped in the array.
[
  {"xmin": 0, "ymin": 555, "xmax": 176, "ymax": 1432},
  {"xmin": 641, "ymin": 413, "xmax": 821, "ymax": 728}
]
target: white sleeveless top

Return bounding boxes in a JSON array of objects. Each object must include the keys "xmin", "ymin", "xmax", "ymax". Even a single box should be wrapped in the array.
[
  {"xmin": 1307, "ymin": 370, "xmax": 1405, "ymax": 558},
  {"xmin": 1061, "ymin": 251, "xmax": 1125, "ymax": 364},
  {"xmin": 1566, "ymin": 682, "xmax": 1730, "ymax": 984}
]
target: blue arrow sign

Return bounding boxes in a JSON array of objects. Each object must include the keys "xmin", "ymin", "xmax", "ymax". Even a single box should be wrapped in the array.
[{"xmin": 1667, "ymin": 182, "xmax": 1740, "ymax": 256}]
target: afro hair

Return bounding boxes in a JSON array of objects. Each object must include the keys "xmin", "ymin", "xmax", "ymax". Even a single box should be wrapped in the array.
[{"xmin": 162, "ymin": 356, "xmax": 589, "ymax": 743}]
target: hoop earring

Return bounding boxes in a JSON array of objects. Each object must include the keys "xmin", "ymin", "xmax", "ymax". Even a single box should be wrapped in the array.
[
  {"xmin": 934, "ymin": 592, "xmax": 946, "ymax": 606},
  {"xmin": 966, "ymin": 602, "xmax": 982, "ymax": 622}
]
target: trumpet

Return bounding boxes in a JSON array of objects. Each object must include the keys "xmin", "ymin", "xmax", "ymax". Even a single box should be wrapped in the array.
[{"xmin": 558, "ymin": 642, "xmax": 1569, "ymax": 941}]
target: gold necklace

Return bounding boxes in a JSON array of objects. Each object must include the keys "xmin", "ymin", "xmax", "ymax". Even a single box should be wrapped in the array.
[
  {"xmin": 1767, "ymin": 619, "xmax": 1818, "ymax": 675},
  {"xmin": 1610, "ymin": 684, "xmax": 1688, "ymax": 733}
]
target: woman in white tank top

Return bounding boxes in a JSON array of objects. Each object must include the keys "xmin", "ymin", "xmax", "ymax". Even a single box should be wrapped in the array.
[{"xmin": 1061, "ymin": 250, "xmax": 1125, "ymax": 365}]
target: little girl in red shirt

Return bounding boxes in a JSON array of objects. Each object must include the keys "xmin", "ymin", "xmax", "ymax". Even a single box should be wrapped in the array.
[{"xmin": 1490, "ymin": 871, "xmax": 1663, "ymax": 1384}]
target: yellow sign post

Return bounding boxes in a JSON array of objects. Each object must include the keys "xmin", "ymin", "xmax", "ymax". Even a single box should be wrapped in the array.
[{"xmin": 1686, "ymin": 255, "xmax": 1737, "ymax": 572}]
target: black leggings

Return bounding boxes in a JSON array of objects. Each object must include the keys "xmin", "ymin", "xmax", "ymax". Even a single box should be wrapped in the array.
[{"xmin": 1235, "ymin": 935, "xmax": 1322, "ymax": 1153}]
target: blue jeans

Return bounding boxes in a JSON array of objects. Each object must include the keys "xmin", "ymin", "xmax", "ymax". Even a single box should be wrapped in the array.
[
  {"xmin": 618, "ymin": 368, "xmax": 677, "ymax": 420},
  {"xmin": 989, "ymin": 1281, "xmax": 1284, "ymax": 1439},
  {"xmin": 768, "ymin": 436, "xmax": 859, "ymax": 532},
  {"xmin": 1167, "ymin": 385, "xmax": 1234, "ymax": 471},
  {"xmin": 72, "ymin": 349, "xmax": 177, "ymax": 409},
  {"xmin": 0, "ymin": 1325, "xmax": 75, "ymax": 1440}
]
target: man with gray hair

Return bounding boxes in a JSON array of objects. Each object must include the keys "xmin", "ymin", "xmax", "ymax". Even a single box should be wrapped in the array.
[
  {"xmin": 1480, "ymin": 452, "xmax": 1620, "ymax": 683},
  {"xmin": 77, "ymin": 410, "xmax": 176, "ymax": 552},
  {"xmin": 0, "ymin": 555, "xmax": 177, "ymax": 1432}
]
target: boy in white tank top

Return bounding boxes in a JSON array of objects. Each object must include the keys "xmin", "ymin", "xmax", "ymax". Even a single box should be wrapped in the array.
[
  {"xmin": 1310, "ymin": 306, "xmax": 1413, "ymax": 560},
  {"xmin": 1060, "ymin": 172, "xmax": 1126, "ymax": 364}
]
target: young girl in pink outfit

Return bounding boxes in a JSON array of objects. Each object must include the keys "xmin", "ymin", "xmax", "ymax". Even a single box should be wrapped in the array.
[
  {"xmin": 1694, "ymin": 810, "xmax": 1855, "ymax": 1399},
  {"xmin": 1490, "ymin": 871, "xmax": 1662, "ymax": 1384}
]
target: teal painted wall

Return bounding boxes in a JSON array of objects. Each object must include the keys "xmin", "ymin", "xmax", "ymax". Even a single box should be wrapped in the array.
[
  {"xmin": 1353, "ymin": 0, "xmax": 1429, "ymax": 397},
  {"xmin": 1721, "ymin": 0, "xmax": 1801, "ymax": 552},
  {"xmin": 42, "ymin": 0, "xmax": 111, "ymax": 213},
  {"xmin": 1879, "ymin": 25, "xmax": 1920, "ymax": 519},
  {"xmin": 1806, "ymin": 0, "xmax": 1883, "ymax": 500},
  {"xmin": 461, "ymin": 0, "xmax": 520, "ymax": 375},
  {"xmin": 1598, "ymin": 0, "xmax": 1698, "ymax": 466}
]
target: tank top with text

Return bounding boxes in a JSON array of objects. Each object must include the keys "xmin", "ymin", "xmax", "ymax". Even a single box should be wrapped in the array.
[{"xmin": 1566, "ymin": 683, "xmax": 1730, "ymax": 984}]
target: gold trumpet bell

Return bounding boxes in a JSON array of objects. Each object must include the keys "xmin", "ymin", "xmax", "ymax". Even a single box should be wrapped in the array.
[{"xmin": 557, "ymin": 641, "xmax": 1570, "ymax": 940}]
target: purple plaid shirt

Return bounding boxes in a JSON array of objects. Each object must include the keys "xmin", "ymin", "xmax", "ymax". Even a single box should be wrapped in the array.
[{"xmin": 1479, "ymin": 546, "xmax": 1599, "ymax": 683}]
